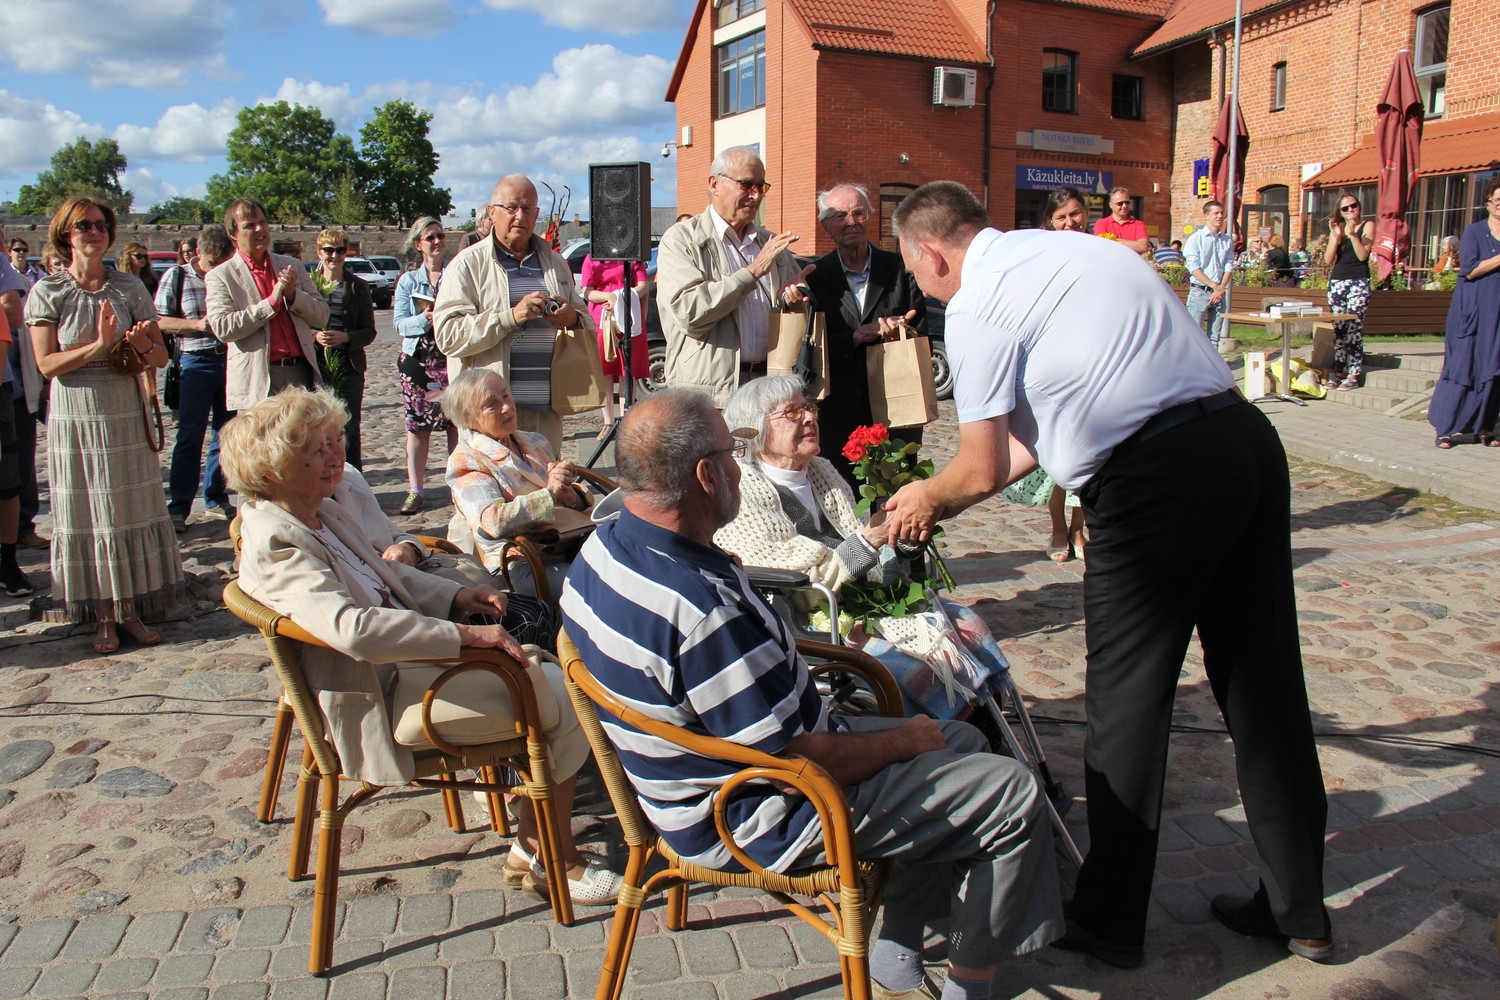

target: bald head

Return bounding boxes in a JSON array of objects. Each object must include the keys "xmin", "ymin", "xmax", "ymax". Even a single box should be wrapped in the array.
[{"xmin": 487, "ymin": 174, "xmax": 540, "ymax": 254}]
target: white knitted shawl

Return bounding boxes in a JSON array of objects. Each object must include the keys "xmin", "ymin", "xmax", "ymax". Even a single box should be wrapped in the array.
[{"xmin": 713, "ymin": 457, "xmax": 865, "ymax": 590}]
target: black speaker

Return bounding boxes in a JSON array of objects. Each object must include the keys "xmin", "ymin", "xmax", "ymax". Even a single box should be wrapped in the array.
[{"xmin": 589, "ymin": 161, "xmax": 651, "ymax": 261}]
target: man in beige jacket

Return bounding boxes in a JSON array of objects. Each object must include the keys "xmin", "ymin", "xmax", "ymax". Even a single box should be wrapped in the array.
[
  {"xmin": 656, "ymin": 145, "xmax": 811, "ymax": 406},
  {"xmin": 434, "ymin": 174, "xmax": 593, "ymax": 451},
  {"xmin": 205, "ymin": 198, "xmax": 329, "ymax": 410}
]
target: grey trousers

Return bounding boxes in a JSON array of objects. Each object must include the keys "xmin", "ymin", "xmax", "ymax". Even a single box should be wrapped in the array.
[{"xmin": 818, "ymin": 716, "xmax": 1066, "ymax": 968}]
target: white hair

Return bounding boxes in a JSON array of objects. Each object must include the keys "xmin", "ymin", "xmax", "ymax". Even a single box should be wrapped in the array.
[
  {"xmin": 708, "ymin": 146, "xmax": 762, "ymax": 180},
  {"xmin": 816, "ymin": 183, "xmax": 873, "ymax": 219},
  {"xmin": 723, "ymin": 375, "xmax": 807, "ymax": 466}
]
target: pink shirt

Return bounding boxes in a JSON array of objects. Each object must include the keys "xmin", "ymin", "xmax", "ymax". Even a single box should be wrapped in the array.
[{"xmin": 238, "ymin": 250, "xmax": 302, "ymax": 361}]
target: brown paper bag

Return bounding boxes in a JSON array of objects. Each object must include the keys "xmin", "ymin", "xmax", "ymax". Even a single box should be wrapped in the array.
[
  {"xmin": 867, "ymin": 324, "xmax": 937, "ymax": 428},
  {"xmin": 550, "ymin": 324, "xmax": 609, "ymax": 415},
  {"xmin": 766, "ymin": 306, "xmax": 829, "ymax": 400},
  {"xmin": 600, "ymin": 313, "xmax": 619, "ymax": 363},
  {"xmin": 1308, "ymin": 322, "xmax": 1336, "ymax": 371}
]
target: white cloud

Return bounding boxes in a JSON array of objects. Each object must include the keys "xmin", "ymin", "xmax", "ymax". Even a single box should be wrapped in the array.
[
  {"xmin": 0, "ymin": 90, "xmax": 106, "ymax": 174},
  {"xmin": 266, "ymin": 78, "xmax": 469, "ymax": 132},
  {"xmin": 113, "ymin": 101, "xmax": 239, "ymax": 162},
  {"xmin": 123, "ymin": 167, "xmax": 206, "ymax": 210},
  {"xmin": 319, "ymin": 0, "xmax": 456, "ymax": 36},
  {"xmin": 480, "ymin": 0, "xmax": 687, "ymax": 33},
  {"xmin": 430, "ymin": 45, "xmax": 673, "ymax": 145},
  {"xmin": 0, "ymin": 2, "xmax": 228, "ymax": 89}
]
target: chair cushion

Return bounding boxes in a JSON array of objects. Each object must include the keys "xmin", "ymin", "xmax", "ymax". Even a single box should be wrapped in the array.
[{"xmin": 391, "ymin": 657, "xmax": 564, "ymax": 750}]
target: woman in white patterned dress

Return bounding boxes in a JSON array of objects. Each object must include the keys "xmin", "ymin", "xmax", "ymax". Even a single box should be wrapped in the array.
[{"xmin": 25, "ymin": 196, "xmax": 183, "ymax": 653}]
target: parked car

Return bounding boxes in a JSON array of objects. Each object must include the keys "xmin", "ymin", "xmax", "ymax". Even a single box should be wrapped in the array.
[
  {"xmin": 149, "ymin": 250, "xmax": 179, "ymax": 280},
  {"xmin": 562, "ymin": 237, "xmax": 660, "ymax": 275},
  {"xmin": 365, "ymin": 255, "xmax": 403, "ymax": 284},
  {"xmin": 341, "ymin": 256, "xmax": 395, "ymax": 309}
]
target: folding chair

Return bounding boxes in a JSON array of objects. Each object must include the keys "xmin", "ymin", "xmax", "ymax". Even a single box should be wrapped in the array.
[
  {"xmin": 226, "ymin": 581, "xmax": 576, "ymax": 974},
  {"xmin": 558, "ymin": 628, "xmax": 903, "ymax": 1000}
]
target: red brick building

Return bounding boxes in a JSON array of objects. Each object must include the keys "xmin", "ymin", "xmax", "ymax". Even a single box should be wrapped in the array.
[{"xmin": 667, "ymin": 0, "xmax": 1499, "ymax": 266}]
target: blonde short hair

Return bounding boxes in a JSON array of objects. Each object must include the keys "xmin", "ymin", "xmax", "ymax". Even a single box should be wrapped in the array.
[
  {"xmin": 317, "ymin": 227, "xmax": 348, "ymax": 250},
  {"xmin": 220, "ymin": 388, "xmax": 349, "ymax": 502}
]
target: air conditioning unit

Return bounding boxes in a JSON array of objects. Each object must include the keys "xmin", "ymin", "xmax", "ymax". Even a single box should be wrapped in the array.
[{"xmin": 933, "ymin": 66, "xmax": 977, "ymax": 107}]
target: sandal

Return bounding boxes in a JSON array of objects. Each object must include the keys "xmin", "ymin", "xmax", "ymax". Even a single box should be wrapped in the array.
[
  {"xmin": 596, "ymin": 424, "xmax": 615, "ymax": 441},
  {"xmin": 93, "ymin": 623, "xmax": 119, "ymax": 654},
  {"xmin": 118, "ymin": 619, "xmax": 161, "ymax": 646},
  {"xmin": 1435, "ymin": 435, "xmax": 1455, "ymax": 449},
  {"xmin": 523, "ymin": 852, "xmax": 623, "ymax": 907},
  {"xmin": 501, "ymin": 843, "xmax": 534, "ymax": 889},
  {"xmin": 1479, "ymin": 432, "xmax": 1500, "ymax": 448},
  {"xmin": 1047, "ymin": 532, "xmax": 1072, "ymax": 563}
]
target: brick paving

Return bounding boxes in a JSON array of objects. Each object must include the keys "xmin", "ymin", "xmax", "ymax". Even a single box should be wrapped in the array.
[{"xmin": 0, "ymin": 316, "xmax": 1496, "ymax": 998}]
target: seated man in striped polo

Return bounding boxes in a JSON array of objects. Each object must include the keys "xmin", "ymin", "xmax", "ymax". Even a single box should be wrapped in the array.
[{"xmin": 560, "ymin": 392, "xmax": 1063, "ymax": 1000}]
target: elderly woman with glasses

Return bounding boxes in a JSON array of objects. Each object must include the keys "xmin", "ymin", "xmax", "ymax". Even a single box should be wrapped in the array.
[
  {"xmin": 443, "ymin": 369, "xmax": 594, "ymax": 605},
  {"xmin": 25, "ymin": 196, "xmax": 181, "ymax": 652},
  {"xmin": 714, "ymin": 375, "xmax": 1011, "ymax": 720},
  {"xmin": 310, "ymin": 227, "xmax": 377, "ymax": 469},
  {"xmin": 1323, "ymin": 194, "xmax": 1377, "ymax": 390},
  {"xmin": 222, "ymin": 387, "xmax": 620, "ymax": 906}
]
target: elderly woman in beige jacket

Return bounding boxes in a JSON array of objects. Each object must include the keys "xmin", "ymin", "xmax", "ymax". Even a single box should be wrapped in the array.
[{"xmin": 222, "ymin": 388, "xmax": 621, "ymax": 906}]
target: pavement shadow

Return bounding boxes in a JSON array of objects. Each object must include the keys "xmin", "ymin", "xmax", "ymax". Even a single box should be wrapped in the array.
[
  {"xmin": 1291, "ymin": 486, "xmax": 1423, "ymax": 531},
  {"xmin": 970, "ymin": 583, "xmax": 1085, "ymax": 639},
  {"xmin": 943, "ymin": 548, "xmax": 1061, "ymax": 586}
]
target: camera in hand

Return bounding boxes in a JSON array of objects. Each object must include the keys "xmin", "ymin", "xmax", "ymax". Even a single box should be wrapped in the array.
[{"xmin": 543, "ymin": 296, "xmax": 565, "ymax": 315}]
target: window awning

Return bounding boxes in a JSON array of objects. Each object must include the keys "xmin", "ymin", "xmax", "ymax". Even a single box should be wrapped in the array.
[{"xmin": 1306, "ymin": 111, "xmax": 1500, "ymax": 187}]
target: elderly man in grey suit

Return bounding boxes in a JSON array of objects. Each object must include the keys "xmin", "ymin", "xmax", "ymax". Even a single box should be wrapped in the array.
[
  {"xmin": 656, "ymin": 145, "xmax": 812, "ymax": 406},
  {"xmin": 205, "ymin": 198, "xmax": 328, "ymax": 410}
]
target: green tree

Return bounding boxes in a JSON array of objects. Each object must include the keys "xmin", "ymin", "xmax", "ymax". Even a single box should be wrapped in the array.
[
  {"xmin": 206, "ymin": 102, "xmax": 361, "ymax": 224},
  {"xmin": 15, "ymin": 137, "xmax": 133, "ymax": 215},
  {"xmin": 149, "ymin": 196, "xmax": 213, "ymax": 224},
  {"xmin": 328, "ymin": 172, "xmax": 369, "ymax": 226},
  {"xmin": 359, "ymin": 100, "xmax": 452, "ymax": 227}
]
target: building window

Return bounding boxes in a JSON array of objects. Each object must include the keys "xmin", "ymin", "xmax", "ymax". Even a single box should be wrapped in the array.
[
  {"xmin": 879, "ymin": 183, "xmax": 917, "ymax": 252},
  {"xmin": 1111, "ymin": 75, "xmax": 1143, "ymax": 120},
  {"xmin": 1271, "ymin": 62, "xmax": 1287, "ymax": 111},
  {"xmin": 1415, "ymin": 4, "xmax": 1448, "ymax": 117},
  {"xmin": 717, "ymin": 30, "xmax": 766, "ymax": 118},
  {"xmin": 716, "ymin": 0, "xmax": 765, "ymax": 28},
  {"xmin": 1042, "ymin": 50, "xmax": 1076, "ymax": 114}
]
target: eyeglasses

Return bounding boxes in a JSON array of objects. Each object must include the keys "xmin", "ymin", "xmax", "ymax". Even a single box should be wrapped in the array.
[
  {"xmin": 320, "ymin": 246, "xmax": 347, "ymax": 255},
  {"xmin": 491, "ymin": 203, "xmax": 541, "ymax": 217},
  {"xmin": 1339, "ymin": 204, "xmax": 1359, "ymax": 212},
  {"xmin": 770, "ymin": 401, "xmax": 818, "ymax": 421},
  {"xmin": 704, "ymin": 437, "xmax": 752, "ymax": 461},
  {"xmin": 9, "ymin": 246, "xmax": 26, "ymax": 254},
  {"xmin": 717, "ymin": 175, "xmax": 771, "ymax": 195},
  {"xmin": 71, "ymin": 220, "xmax": 109, "ymax": 234},
  {"xmin": 420, "ymin": 233, "xmax": 446, "ymax": 242},
  {"xmin": 823, "ymin": 209, "xmax": 869, "ymax": 223},
  {"xmin": 129, "ymin": 252, "xmax": 149, "ymax": 260},
  {"xmin": 1111, "ymin": 201, "xmax": 1131, "ymax": 208}
]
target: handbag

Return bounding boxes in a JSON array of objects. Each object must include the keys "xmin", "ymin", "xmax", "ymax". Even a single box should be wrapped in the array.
[
  {"xmin": 866, "ymin": 323, "xmax": 938, "ymax": 429},
  {"xmin": 522, "ymin": 503, "xmax": 597, "ymax": 560},
  {"xmin": 766, "ymin": 301, "xmax": 829, "ymax": 400},
  {"xmin": 549, "ymin": 324, "xmax": 609, "ymax": 416},
  {"xmin": 107, "ymin": 339, "xmax": 167, "ymax": 453}
]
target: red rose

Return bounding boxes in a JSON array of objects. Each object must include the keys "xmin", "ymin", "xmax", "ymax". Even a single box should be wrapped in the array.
[
  {"xmin": 843, "ymin": 426, "xmax": 872, "ymax": 463},
  {"xmin": 868, "ymin": 424, "xmax": 889, "ymax": 444}
]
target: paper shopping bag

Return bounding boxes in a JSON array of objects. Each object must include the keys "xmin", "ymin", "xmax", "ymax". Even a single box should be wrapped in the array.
[
  {"xmin": 600, "ymin": 313, "xmax": 618, "ymax": 363},
  {"xmin": 550, "ymin": 324, "xmax": 609, "ymax": 415},
  {"xmin": 766, "ymin": 304, "xmax": 829, "ymax": 400},
  {"xmin": 867, "ymin": 324, "xmax": 937, "ymax": 428}
]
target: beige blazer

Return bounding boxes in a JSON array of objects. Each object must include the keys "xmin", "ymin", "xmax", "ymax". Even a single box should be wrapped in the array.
[
  {"xmin": 236, "ymin": 498, "xmax": 464, "ymax": 785},
  {"xmin": 205, "ymin": 252, "xmax": 330, "ymax": 409}
]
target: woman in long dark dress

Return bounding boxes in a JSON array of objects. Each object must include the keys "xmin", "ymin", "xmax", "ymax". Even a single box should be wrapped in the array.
[{"xmin": 1428, "ymin": 178, "xmax": 1500, "ymax": 449}]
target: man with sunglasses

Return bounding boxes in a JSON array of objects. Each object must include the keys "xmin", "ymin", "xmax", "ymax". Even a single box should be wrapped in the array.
[
  {"xmin": 435, "ymin": 174, "xmax": 592, "ymax": 453},
  {"xmin": 657, "ymin": 145, "xmax": 813, "ymax": 406},
  {"xmin": 1092, "ymin": 187, "xmax": 1149, "ymax": 253},
  {"xmin": 8, "ymin": 240, "xmax": 43, "ymax": 284},
  {"xmin": 806, "ymin": 183, "xmax": 927, "ymax": 485},
  {"xmin": 205, "ymin": 198, "xmax": 329, "ymax": 409}
]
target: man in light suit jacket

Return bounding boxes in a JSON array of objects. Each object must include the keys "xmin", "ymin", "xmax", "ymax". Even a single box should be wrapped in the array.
[
  {"xmin": 656, "ymin": 145, "xmax": 812, "ymax": 406},
  {"xmin": 206, "ymin": 198, "xmax": 329, "ymax": 410},
  {"xmin": 806, "ymin": 184, "xmax": 927, "ymax": 484}
]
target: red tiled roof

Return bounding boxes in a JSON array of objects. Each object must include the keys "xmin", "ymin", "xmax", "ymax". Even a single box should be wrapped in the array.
[
  {"xmin": 1133, "ymin": 0, "xmax": 1287, "ymax": 57},
  {"xmin": 1307, "ymin": 111, "xmax": 1500, "ymax": 187},
  {"xmin": 1047, "ymin": 0, "xmax": 1173, "ymax": 19},
  {"xmin": 786, "ymin": 0, "xmax": 988, "ymax": 64}
]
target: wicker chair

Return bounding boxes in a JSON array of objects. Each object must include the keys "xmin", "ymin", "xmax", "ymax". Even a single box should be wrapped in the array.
[
  {"xmin": 557, "ymin": 629, "xmax": 904, "ymax": 1000},
  {"xmin": 225, "ymin": 581, "xmax": 577, "ymax": 975},
  {"xmin": 253, "ymin": 532, "xmax": 500, "ymax": 829}
]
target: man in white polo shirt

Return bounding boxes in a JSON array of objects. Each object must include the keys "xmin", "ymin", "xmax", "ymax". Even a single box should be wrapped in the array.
[{"xmin": 881, "ymin": 181, "xmax": 1332, "ymax": 969}]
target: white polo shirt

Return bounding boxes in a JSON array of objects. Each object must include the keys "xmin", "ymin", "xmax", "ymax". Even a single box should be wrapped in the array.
[{"xmin": 945, "ymin": 228, "xmax": 1234, "ymax": 491}]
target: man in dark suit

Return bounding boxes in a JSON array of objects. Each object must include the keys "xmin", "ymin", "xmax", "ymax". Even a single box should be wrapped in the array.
[{"xmin": 805, "ymin": 183, "xmax": 927, "ymax": 484}]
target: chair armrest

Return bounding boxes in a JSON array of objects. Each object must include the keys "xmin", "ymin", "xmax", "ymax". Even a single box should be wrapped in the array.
[
  {"xmin": 407, "ymin": 647, "xmax": 544, "ymax": 757},
  {"xmin": 797, "ymin": 638, "xmax": 904, "ymax": 719},
  {"xmin": 742, "ymin": 566, "xmax": 811, "ymax": 589},
  {"xmin": 574, "ymin": 466, "xmax": 618, "ymax": 494},
  {"xmin": 413, "ymin": 533, "xmax": 463, "ymax": 555},
  {"xmin": 498, "ymin": 535, "xmax": 552, "ymax": 605}
]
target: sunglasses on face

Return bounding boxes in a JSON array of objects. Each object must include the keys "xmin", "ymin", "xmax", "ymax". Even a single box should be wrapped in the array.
[
  {"xmin": 1340, "ymin": 205, "xmax": 1359, "ymax": 212},
  {"xmin": 129, "ymin": 252, "xmax": 149, "ymax": 259},
  {"xmin": 71, "ymin": 220, "xmax": 109, "ymax": 234},
  {"xmin": 718, "ymin": 175, "xmax": 771, "ymax": 195},
  {"xmin": 420, "ymin": 233, "xmax": 446, "ymax": 242},
  {"xmin": 320, "ymin": 246, "xmax": 347, "ymax": 255}
]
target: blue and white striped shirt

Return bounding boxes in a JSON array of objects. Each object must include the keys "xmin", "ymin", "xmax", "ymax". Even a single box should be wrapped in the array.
[{"xmin": 560, "ymin": 509, "xmax": 833, "ymax": 873}]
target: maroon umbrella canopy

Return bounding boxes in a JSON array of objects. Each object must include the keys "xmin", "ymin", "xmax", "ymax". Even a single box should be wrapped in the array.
[
  {"xmin": 1373, "ymin": 51, "xmax": 1425, "ymax": 283},
  {"xmin": 1210, "ymin": 96, "xmax": 1249, "ymax": 237}
]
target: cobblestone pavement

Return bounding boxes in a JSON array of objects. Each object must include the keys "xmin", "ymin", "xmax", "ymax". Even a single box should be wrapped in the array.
[{"xmin": 0, "ymin": 317, "xmax": 1496, "ymax": 999}]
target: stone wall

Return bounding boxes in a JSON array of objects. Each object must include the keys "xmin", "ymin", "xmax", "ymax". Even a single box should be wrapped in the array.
[{"xmin": 0, "ymin": 221, "xmax": 432, "ymax": 261}]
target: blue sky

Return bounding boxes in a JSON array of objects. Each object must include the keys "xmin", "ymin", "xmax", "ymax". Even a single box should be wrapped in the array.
[{"xmin": 0, "ymin": 0, "xmax": 691, "ymax": 220}]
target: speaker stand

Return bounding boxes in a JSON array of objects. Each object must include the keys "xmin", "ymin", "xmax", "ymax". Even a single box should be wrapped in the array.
[{"xmin": 585, "ymin": 268, "xmax": 640, "ymax": 470}]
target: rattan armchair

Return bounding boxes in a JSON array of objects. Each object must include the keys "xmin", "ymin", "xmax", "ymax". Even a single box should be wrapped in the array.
[
  {"xmin": 557, "ymin": 629, "xmax": 903, "ymax": 1000},
  {"xmin": 226, "ymin": 581, "xmax": 577, "ymax": 975}
]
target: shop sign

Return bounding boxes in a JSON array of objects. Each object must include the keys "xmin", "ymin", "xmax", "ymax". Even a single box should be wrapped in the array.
[
  {"xmin": 1016, "ymin": 165, "xmax": 1112, "ymax": 193},
  {"xmin": 1193, "ymin": 158, "xmax": 1210, "ymax": 198},
  {"xmin": 1032, "ymin": 129, "xmax": 1104, "ymax": 155}
]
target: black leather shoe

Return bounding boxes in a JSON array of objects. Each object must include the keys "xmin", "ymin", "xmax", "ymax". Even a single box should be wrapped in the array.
[
  {"xmin": 1211, "ymin": 894, "xmax": 1334, "ymax": 963},
  {"xmin": 1053, "ymin": 919, "xmax": 1144, "ymax": 969}
]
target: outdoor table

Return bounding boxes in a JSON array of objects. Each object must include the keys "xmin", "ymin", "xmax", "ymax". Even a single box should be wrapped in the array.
[{"xmin": 1224, "ymin": 310, "xmax": 1358, "ymax": 406}]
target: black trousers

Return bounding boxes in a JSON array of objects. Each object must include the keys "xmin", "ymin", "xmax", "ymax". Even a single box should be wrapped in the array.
[{"xmin": 1069, "ymin": 400, "xmax": 1329, "ymax": 946}]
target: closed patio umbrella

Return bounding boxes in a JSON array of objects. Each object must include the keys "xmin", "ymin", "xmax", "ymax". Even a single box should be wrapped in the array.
[
  {"xmin": 1210, "ymin": 95, "xmax": 1249, "ymax": 241},
  {"xmin": 1373, "ymin": 50, "xmax": 1424, "ymax": 284}
]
